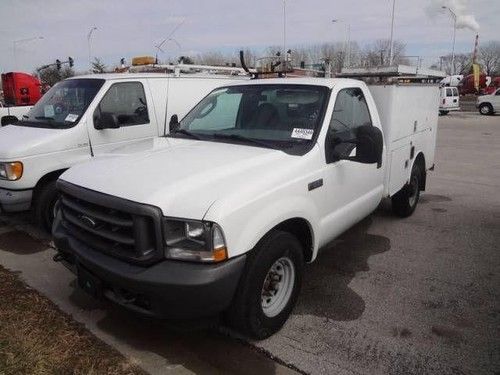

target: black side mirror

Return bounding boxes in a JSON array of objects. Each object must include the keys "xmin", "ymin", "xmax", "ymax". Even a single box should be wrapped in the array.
[
  {"xmin": 352, "ymin": 125, "xmax": 383, "ymax": 167},
  {"xmin": 1, "ymin": 115, "xmax": 18, "ymax": 126},
  {"xmin": 95, "ymin": 112, "xmax": 120, "ymax": 130},
  {"xmin": 169, "ymin": 114, "xmax": 179, "ymax": 133}
]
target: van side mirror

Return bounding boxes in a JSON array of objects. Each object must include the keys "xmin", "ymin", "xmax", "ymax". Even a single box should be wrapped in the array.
[
  {"xmin": 95, "ymin": 112, "xmax": 120, "ymax": 130},
  {"xmin": 1, "ymin": 115, "xmax": 18, "ymax": 127},
  {"xmin": 169, "ymin": 114, "xmax": 179, "ymax": 133}
]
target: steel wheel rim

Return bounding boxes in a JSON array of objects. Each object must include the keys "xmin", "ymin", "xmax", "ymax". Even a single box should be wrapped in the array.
[
  {"xmin": 261, "ymin": 257, "xmax": 295, "ymax": 318},
  {"xmin": 408, "ymin": 174, "xmax": 419, "ymax": 207},
  {"xmin": 480, "ymin": 106, "xmax": 489, "ymax": 114}
]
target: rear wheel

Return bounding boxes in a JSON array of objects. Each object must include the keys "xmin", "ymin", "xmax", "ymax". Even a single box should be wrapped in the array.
[
  {"xmin": 479, "ymin": 103, "xmax": 493, "ymax": 115},
  {"xmin": 439, "ymin": 110, "xmax": 449, "ymax": 115},
  {"xmin": 33, "ymin": 180, "xmax": 59, "ymax": 232},
  {"xmin": 392, "ymin": 163, "xmax": 422, "ymax": 217},
  {"xmin": 226, "ymin": 230, "xmax": 304, "ymax": 339}
]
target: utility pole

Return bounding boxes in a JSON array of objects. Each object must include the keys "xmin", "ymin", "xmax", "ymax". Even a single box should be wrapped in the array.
[
  {"xmin": 389, "ymin": 0, "xmax": 396, "ymax": 66},
  {"xmin": 283, "ymin": 0, "xmax": 287, "ymax": 71},
  {"xmin": 442, "ymin": 6, "xmax": 457, "ymax": 75},
  {"xmin": 87, "ymin": 26, "xmax": 98, "ymax": 71}
]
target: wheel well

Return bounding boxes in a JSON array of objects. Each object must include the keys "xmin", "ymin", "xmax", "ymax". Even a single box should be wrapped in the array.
[
  {"xmin": 32, "ymin": 169, "xmax": 66, "ymax": 202},
  {"xmin": 414, "ymin": 153, "xmax": 426, "ymax": 191},
  {"xmin": 273, "ymin": 218, "xmax": 314, "ymax": 262}
]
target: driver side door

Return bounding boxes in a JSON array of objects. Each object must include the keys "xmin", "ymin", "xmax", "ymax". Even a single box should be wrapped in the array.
[
  {"xmin": 320, "ymin": 86, "xmax": 385, "ymax": 244},
  {"xmin": 87, "ymin": 80, "xmax": 157, "ymax": 155}
]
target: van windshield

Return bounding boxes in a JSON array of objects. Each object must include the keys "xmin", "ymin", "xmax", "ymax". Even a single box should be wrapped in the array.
[
  {"xmin": 174, "ymin": 84, "xmax": 329, "ymax": 151},
  {"xmin": 18, "ymin": 79, "xmax": 105, "ymax": 129}
]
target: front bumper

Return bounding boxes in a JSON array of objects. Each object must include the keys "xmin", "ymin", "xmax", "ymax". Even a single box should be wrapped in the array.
[
  {"xmin": 52, "ymin": 212, "xmax": 246, "ymax": 319},
  {"xmin": 0, "ymin": 188, "xmax": 32, "ymax": 213}
]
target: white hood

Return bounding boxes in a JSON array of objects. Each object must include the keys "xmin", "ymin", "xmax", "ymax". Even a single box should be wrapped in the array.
[
  {"xmin": 60, "ymin": 138, "xmax": 296, "ymax": 219},
  {"xmin": 0, "ymin": 124, "xmax": 85, "ymax": 159}
]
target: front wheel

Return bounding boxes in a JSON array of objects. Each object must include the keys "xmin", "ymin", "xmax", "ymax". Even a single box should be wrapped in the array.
[
  {"xmin": 392, "ymin": 163, "xmax": 422, "ymax": 217},
  {"xmin": 226, "ymin": 230, "xmax": 304, "ymax": 339},
  {"xmin": 479, "ymin": 103, "xmax": 493, "ymax": 115},
  {"xmin": 33, "ymin": 180, "xmax": 59, "ymax": 232}
]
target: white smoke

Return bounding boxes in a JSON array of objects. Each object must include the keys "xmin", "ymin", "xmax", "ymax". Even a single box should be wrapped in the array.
[{"xmin": 427, "ymin": 0, "xmax": 480, "ymax": 31}]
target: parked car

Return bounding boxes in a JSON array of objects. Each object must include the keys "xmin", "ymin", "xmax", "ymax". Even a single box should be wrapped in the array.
[
  {"xmin": 439, "ymin": 86, "xmax": 460, "ymax": 115},
  {"xmin": 0, "ymin": 73, "xmax": 243, "ymax": 230},
  {"xmin": 53, "ymin": 77, "xmax": 439, "ymax": 339},
  {"xmin": 477, "ymin": 88, "xmax": 500, "ymax": 115}
]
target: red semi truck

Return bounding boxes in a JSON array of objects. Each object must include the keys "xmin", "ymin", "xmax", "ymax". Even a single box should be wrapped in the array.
[{"xmin": 0, "ymin": 72, "xmax": 41, "ymax": 126}]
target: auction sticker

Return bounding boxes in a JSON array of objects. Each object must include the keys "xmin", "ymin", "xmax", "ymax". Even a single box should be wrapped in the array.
[
  {"xmin": 291, "ymin": 128, "xmax": 314, "ymax": 140},
  {"xmin": 65, "ymin": 113, "xmax": 79, "ymax": 122}
]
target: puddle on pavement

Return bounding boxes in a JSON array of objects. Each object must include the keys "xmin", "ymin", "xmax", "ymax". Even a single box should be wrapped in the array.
[
  {"xmin": 420, "ymin": 194, "xmax": 452, "ymax": 204},
  {"xmin": 294, "ymin": 217, "xmax": 390, "ymax": 321},
  {"xmin": 0, "ymin": 231, "xmax": 47, "ymax": 254}
]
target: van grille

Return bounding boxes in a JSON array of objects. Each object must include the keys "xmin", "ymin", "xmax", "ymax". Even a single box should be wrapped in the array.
[{"xmin": 57, "ymin": 180, "xmax": 163, "ymax": 265}]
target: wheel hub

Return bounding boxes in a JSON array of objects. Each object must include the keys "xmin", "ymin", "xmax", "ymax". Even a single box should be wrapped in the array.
[{"xmin": 261, "ymin": 257, "xmax": 295, "ymax": 318}]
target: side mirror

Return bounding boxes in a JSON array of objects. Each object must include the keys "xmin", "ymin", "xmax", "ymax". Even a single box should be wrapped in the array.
[
  {"xmin": 169, "ymin": 114, "xmax": 179, "ymax": 133},
  {"xmin": 95, "ymin": 112, "xmax": 120, "ymax": 130},
  {"xmin": 1, "ymin": 115, "xmax": 18, "ymax": 127},
  {"xmin": 352, "ymin": 125, "xmax": 383, "ymax": 166}
]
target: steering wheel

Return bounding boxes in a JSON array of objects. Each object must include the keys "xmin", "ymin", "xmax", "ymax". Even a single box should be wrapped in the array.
[{"xmin": 53, "ymin": 102, "xmax": 67, "ymax": 115}]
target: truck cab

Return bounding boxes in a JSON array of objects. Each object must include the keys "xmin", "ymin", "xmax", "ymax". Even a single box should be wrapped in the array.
[
  {"xmin": 0, "ymin": 73, "xmax": 241, "ymax": 230},
  {"xmin": 53, "ymin": 76, "xmax": 439, "ymax": 339}
]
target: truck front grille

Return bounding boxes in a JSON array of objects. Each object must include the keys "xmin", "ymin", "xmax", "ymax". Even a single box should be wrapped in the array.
[{"xmin": 57, "ymin": 180, "xmax": 163, "ymax": 265}]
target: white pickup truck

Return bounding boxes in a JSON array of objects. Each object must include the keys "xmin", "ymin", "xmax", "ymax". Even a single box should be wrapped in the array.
[
  {"xmin": 0, "ymin": 73, "xmax": 240, "ymax": 230},
  {"xmin": 53, "ymin": 77, "xmax": 439, "ymax": 339}
]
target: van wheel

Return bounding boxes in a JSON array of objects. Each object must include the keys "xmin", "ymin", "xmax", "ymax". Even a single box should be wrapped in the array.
[
  {"xmin": 479, "ymin": 103, "xmax": 493, "ymax": 115},
  {"xmin": 392, "ymin": 163, "xmax": 421, "ymax": 217},
  {"xmin": 226, "ymin": 230, "xmax": 304, "ymax": 339},
  {"xmin": 33, "ymin": 180, "xmax": 59, "ymax": 232},
  {"xmin": 439, "ymin": 110, "xmax": 449, "ymax": 115}
]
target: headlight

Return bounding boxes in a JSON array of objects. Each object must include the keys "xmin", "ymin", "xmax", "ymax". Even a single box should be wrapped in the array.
[
  {"xmin": 163, "ymin": 219, "xmax": 227, "ymax": 263},
  {"xmin": 0, "ymin": 162, "xmax": 23, "ymax": 181}
]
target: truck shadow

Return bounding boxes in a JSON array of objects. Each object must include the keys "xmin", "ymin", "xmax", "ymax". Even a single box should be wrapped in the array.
[{"xmin": 294, "ymin": 217, "xmax": 390, "ymax": 321}]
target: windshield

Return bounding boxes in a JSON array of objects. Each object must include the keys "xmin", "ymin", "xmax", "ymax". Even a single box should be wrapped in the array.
[
  {"xmin": 175, "ymin": 84, "xmax": 329, "ymax": 150},
  {"xmin": 18, "ymin": 79, "xmax": 105, "ymax": 129}
]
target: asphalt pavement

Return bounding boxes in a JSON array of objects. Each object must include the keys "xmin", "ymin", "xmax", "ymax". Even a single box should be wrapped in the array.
[{"xmin": 0, "ymin": 112, "xmax": 499, "ymax": 374}]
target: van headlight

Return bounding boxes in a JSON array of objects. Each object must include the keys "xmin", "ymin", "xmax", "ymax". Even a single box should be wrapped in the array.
[
  {"xmin": 0, "ymin": 162, "xmax": 23, "ymax": 181},
  {"xmin": 163, "ymin": 219, "xmax": 227, "ymax": 263}
]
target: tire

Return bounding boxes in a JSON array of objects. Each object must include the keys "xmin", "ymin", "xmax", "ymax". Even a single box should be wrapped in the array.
[
  {"xmin": 439, "ymin": 110, "xmax": 449, "ymax": 115},
  {"xmin": 226, "ymin": 230, "xmax": 304, "ymax": 339},
  {"xmin": 392, "ymin": 162, "xmax": 422, "ymax": 218},
  {"xmin": 33, "ymin": 180, "xmax": 59, "ymax": 232},
  {"xmin": 479, "ymin": 103, "xmax": 493, "ymax": 115}
]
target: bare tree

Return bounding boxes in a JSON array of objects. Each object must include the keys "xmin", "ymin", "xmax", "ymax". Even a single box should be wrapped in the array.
[
  {"xmin": 360, "ymin": 39, "xmax": 407, "ymax": 68},
  {"xmin": 479, "ymin": 41, "xmax": 500, "ymax": 75},
  {"xmin": 439, "ymin": 53, "xmax": 472, "ymax": 75}
]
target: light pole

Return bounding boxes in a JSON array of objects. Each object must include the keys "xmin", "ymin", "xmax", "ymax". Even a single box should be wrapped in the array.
[
  {"xmin": 13, "ymin": 36, "xmax": 44, "ymax": 70},
  {"xmin": 442, "ymin": 6, "xmax": 457, "ymax": 74},
  {"xmin": 282, "ymin": 0, "xmax": 287, "ymax": 68},
  {"xmin": 389, "ymin": 0, "xmax": 396, "ymax": 66},
  {"xmin": 87, "ymin": 26, "xmax": 98, "ymax": 71},
  {"xmin": 332, "ymin": 20, "xmax": 351, "ymax": 68}
]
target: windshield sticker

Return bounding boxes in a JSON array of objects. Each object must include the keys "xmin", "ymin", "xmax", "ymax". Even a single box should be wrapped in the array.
[
  {"xmin": 65, "ymin": 113, "xmax": 79, "ymax": 122},
  {"xmin": 44, "ymin": 105, "xmax": 55, "ymax": 118},
  {"xmin": 291, "ymin": 128, "xmax": 314, "ymax": 140}
]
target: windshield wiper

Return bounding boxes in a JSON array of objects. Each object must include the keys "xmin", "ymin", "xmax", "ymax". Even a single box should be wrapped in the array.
[
  {"xmin": 170, "ymin": 129, "xmax": 201, "ymax": 140},
  {"xmin": 34, "ymin": 116, "xmax": 55, "ymax": 121},
  {"xmin": 211, "ymin": 134, "xmax": 280, "ymax": 149}
]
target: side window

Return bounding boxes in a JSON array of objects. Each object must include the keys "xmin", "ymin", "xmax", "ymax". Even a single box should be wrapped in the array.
[
  {"xmin": 326, "ymin": 88, "xmax": 372, "ymax": 163},
  {"xmin": 496, "ymin": 89, "xmax": 500, "ymax": 96},
  {"xmin": 94, "ymin": 82, "xmax": 149, "ymax": 127},
  {"xmin": 452, "ymin": 88, "xmax": 459, "ymax": 96},
  {"xmin": 446, "ymin": 88, "xmax": 453, "ymax": 97}
]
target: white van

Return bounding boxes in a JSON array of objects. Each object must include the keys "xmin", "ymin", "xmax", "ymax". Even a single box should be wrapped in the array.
[
  {"xmin": 0, "ymin": 73, "xmax": 242, "ymax": 230},
  {"xmin": 439, "ymin": 86, "xmax": 460, "ymax": 115}
]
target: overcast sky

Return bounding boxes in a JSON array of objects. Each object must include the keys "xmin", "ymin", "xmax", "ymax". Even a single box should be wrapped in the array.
[{"xmin": 0, "ymin": 0, "xmax": 497, "ymax": 73}]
